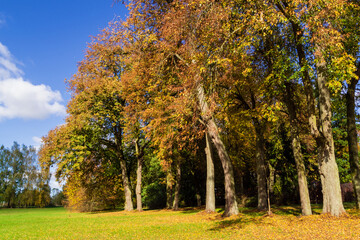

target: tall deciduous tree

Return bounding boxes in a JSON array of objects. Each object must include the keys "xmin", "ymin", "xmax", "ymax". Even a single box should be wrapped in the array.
[
  {"xmin": 346, "ymin": 64, "xmax": 360, "ymax": 209},
  {"xmin": 340, "ymin": 1, "xmax": 360, "ymax": 209},
  {"xmin": 40, "ymin": 24, "xmax": 138, "ymax": 211},
  {"xmin": 273, "ymin": 0, "xmax": 353, "ymax": 216},
  {"xmin": 126, "ymin": 0, "xmax": 238, "ymax": 215}
]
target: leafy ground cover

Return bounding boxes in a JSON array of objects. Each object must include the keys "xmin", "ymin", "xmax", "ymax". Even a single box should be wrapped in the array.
[{"xmin": 0, "ymin": 205, "xmax": 359, "ymax": 239}]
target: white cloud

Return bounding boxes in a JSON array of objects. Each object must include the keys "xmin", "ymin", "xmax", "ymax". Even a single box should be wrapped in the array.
[
  {"xmin": 32, "ymin": 136, "xmax": 43, "ymax": 151},
  {"xmin": 0, "ymin": 42, "xmax": 66, "ymax": 120},
  {"xmin": 0, "ymin": 42, "xmax": 23, "ymax": 79},
  {"xmin": 32, "ymin": 136, "xmax": 43, "ymax": 145},
  {"xmin": 0, "ymin": 42, "xmax": 11, "ymax": 58}
]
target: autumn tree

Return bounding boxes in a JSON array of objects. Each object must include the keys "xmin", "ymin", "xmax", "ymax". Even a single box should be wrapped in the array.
[
  {"xmin": 125, "ymin": 0, "xmax": 216, "ymax": 212},
  {"xmin": 270, "ymin": 0, "xmax": 360, "ymax": 216},
  {"xmin": 158, "ymin": 0, "xmax": 240, "ymax": 216},
  {"xmin": 40, "ymin": 24, "xmax": 141, "ymax": 211},
  {"xmin": 340, "ymin": 1, "xmax": 360, "ymax": 208},
  {"xmin": 241, "ymin": 4, "xmax": 314, "ymax": 214},
  {"xmin": 0, "ymin": 143, "xmax": 50, "ymax": 208}
]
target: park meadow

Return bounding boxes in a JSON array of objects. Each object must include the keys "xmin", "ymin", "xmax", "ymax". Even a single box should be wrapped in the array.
[
  {"xmin": 1, "ymin": 205, "xmax": 360, "ymax": 240},
  {"xmin": 3, "ymin": 1, "xmax": 360, "ymax": 240}
]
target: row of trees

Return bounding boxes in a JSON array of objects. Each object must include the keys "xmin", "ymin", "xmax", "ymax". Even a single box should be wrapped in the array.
[
  {"xmin": 0, "ymin": 143, "xmax": 51, "ymax": 208},
  {"xmin": 39, "ymin": 0, "xmax": 360, "ymax": 217}
]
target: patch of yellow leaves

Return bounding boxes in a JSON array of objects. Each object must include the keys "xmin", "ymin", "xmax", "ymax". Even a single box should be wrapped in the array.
[
  {"xmin": 208, "ymin": 211, "xmax": 360, "ymax": 239},
  {"xmin": 79, "ymin": 207, "xmax": 360, "ymax": 239}
]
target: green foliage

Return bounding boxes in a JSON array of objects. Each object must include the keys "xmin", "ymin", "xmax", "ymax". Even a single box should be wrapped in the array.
[
  {"xmin": 0, "ymin": 142, "xmax": 51, "ymax": 208},
  {"xmin": 62, "ymin": 156, "xmax": 125, "ymax": 212},
  {"xmin": 142, "ymin": 182, "xmax": 166, "ymax": 209},
  {"xmin": 332, "ymin": 95, "xmax": 352, "ymax": 183},
  {"xmin": 51, "ymin": 189, "xmax": 65, "ymax": 206},
  {"xmin": 142, "ymin": 156, "xmax": 166, "ymax": 209}
]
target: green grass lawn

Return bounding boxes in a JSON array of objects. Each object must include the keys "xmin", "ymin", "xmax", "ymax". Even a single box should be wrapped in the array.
[{"xmin": 0, "ymin": 205, "xmax": 359, "ymax": 239}]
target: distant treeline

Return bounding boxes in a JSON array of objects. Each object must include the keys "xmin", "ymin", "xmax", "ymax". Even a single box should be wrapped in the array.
[{"xmin": 0, "ymin": 142, "xmax": 64, "ymax": 208}]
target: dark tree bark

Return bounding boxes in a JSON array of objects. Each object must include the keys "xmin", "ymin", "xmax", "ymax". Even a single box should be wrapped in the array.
[
  {"xmin": 172, "ymin": 158, "xmax": 181, "ymax": 211},
  {"xmin": 119, "ymin": 158, "xmax": 133, "ymax": 211},
  {"xmin": 197, "ymin": 84, "xmax": 239, "ymax": 217},
  {"xmin": 205, "ymin": 132, "xmax": 216, "ymax": 213},
  {"xmin": 196, "ymin": 192, "xmax": 202, "ymax": 207},
  {"xmin": 166, "ymin": 168, "xmax": 174, "ymax": 209},
  {"xmin": 239, "ymin": 174, "xmax": 244, "ymax": 198},
  {"xmin": 268, "ymin": 165, "xmax": 275, "ymax": 195},
  {"xmin": 284, "ymin": 82, "xmax": 312, "ymax": 216},
  {"xmin": 254, "ymin": 122, "xmax": 268, "ymax": 211},
  {"xmin": 346, "ymin": 69, "xmax": 360, "ymax": 209}
]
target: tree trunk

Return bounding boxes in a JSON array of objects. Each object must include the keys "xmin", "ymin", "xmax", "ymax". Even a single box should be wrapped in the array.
[
  {"xmin": 284, "ymin": 82, "xmax": 312, "ymax": 215},
  {"xmin": 268, "ymin": 164, "xmax": 275, "ymax": 195},
  {"xmin": 135, "ymin": 139, "xmax": 143, "ymax": 211},
  {"xmin": 119, "ymin": 159, "xmax": 134, "ymax": 211},
  {"xmin": 115, "ymin": 127, "xmax": 133, "ymax": 211},
  {"xmin": 346, "ymin": 76, "xmax": 360, "ymax": 209},
  {"xmin": 173, "ymin": 159, "xmax": 181, "ymax": 211},
  {"xmin": 292, "ymin": 134, "xmax": 312, "ymax": 215},
  {"xmin": 197, "ymin": 84, "xmax": 238, "ymax": 217},
  {"xmin": 239, "ymin": 174, "xmax": 244, "ymax": 198},
  {"xmin": 315, "ymin": 53, "xmax": 345, "ymax": 216},
  {"xmin": 196, "ymin": 192, "xmax": 202, "ymax": 207},
  {"xmin": 166, "ymin": 168, "xmax": 174, "ymax": 209},
  {"xmin": 288, "ymin": 18, "xmax": 344, "ymax": 216},
  {"xmin": 254, "ymin": 122, "xmax": 268, "ymax": 211},
  {"xmin": 205, "ymin": 132, "xmax": 216, "ymax": 213}
]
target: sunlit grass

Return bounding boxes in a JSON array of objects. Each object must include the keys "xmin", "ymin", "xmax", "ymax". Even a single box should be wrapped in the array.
[{"xmin": 0, "ymin": 204, "xmax": 359, "ymax": 239}]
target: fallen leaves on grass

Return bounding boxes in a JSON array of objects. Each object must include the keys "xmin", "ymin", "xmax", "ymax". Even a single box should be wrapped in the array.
[{"xmin": 2, "ymin": 207, "xmax": 360, "ymax": 239}]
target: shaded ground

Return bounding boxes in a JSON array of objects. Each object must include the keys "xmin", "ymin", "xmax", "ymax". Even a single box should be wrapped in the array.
[{"xmin": 0, "ymin": 204, "xmax": 359, "ymax": 239}]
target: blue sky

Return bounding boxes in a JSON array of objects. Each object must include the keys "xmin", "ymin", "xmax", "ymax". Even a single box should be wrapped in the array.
[
  {"xmin": 0, "ymin": 1, "xmax": 128, "ymax": 149},
  {"xmin": 1, "ymin": 1, "xmax": 128, "ymax": 189}
]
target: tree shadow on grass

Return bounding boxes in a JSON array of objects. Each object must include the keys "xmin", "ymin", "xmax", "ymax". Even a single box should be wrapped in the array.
[
  {"xmin": 86, "ymin": 208, "xmax": 123, "ymax": 214},
  {"xmin": 209, "ymin": 214, "xmax": 269, "ymax": 231},
  {"xmin": 208, "ymin": 206, "xmax": 302, "ymax": 232},
  {"xmin": 86, "ymin": 206, "xmax": 205, "ymax": 215},
  {"xmin": 180, "ymin": 209, "xmax": 202, "ymax": 214},
  {"xmin": 272, "ymin": 206, "xmax": 301, "ymax": 216},
  {"xmin": 208, "ymin": 204, "xmax": 345, "ymax": 231},
  {"xmin": 239, "ymin": 208, "xmax": 267, "ymax": 217},
  {"xmin": 179, "ymin": 207, "xmax": 203, "ymax": 214}
]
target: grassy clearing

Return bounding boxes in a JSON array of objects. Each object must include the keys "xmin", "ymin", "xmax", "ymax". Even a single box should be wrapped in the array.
[{"xmin": 1, "ymin": 205, "xmax": 359, "ymax": 239}]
